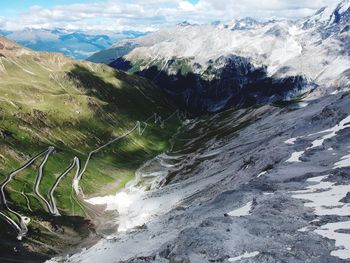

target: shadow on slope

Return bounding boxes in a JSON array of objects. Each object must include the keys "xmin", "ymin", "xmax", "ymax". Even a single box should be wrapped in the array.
[
  {"xmin": 66, "ymin": 64, "xmax": 174, "ymax": 121},
  {"xmin": 0, "ymin": 63, "xmax": 180, "ymax": 260},
  {"xmin": 110, "ymin": 55, "xmax": 313, "ymax": 115}
]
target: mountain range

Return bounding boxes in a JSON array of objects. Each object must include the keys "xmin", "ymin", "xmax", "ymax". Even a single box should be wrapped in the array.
[
  {"xmin": 88, "ymin": 0, "xmax": 350, "ymax": 113},
  {"xmin": 0, "ymin": 34, "xmax": 179, "ymax": 261},
  {"xmin": 0, "ymin": 28, "xmax": 146, "ymax": 60},
  {"xmin": 56, "ymin": 2, "xmax": 350, "ymax": 262},
  {"xmin": 0, "ymin": 0, "xmax": 350, "ymax": 262}
]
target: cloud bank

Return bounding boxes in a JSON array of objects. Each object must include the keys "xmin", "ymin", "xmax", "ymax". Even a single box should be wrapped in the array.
[{"xmin": 0, "ymin": 0, "xmax": 342, "ymax": 31}]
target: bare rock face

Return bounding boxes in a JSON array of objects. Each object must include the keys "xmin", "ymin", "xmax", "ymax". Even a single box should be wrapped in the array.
[
  {"xmin": 52, "ymin": 88, "xmax": 350, "ymax": 263},
  {"xmin": 132, "ymin": 55, "xmax": 310, "ymax": 114},
  {"xmin": 58, "ymin": 3, "xmax": 350, "ymax": 260},
  {"xmin": 2, "ymin": 2, "xmax": 350, "ymax": 263},
  {"xmin": 88, "ymin": 0, "xmax": 350, "ymax": 113},
  {"xmin": 0, "ymin": 36, "xmax": 31, "ymax": 57}
]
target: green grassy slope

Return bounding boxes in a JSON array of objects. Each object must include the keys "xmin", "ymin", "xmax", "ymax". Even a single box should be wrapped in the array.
[{"xmin": 0, "ymin": 36, "xmax": 180, "ymax": 257}]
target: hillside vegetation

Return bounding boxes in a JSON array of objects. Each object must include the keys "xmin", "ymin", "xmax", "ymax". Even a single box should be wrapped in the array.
[{"xmin": 0, "ymin": 36, "xmax": 179, "ymax": 259}]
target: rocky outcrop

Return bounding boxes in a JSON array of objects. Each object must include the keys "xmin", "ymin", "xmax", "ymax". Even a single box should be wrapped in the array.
[
  {"xmin": 111, "ymin": 55, "xmax": 311, "ymax": 114},
  {"xmin": 93, "ymin": 0, "xmax": 350, "ymax": 113},
  {"xmin": 54, "ymin": 88, "xmax": 350, "ymax": 263}
]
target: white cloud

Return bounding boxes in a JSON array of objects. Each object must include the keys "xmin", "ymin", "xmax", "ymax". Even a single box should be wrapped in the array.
[
  {"xmin": 179, "ymin": 1, "xmax": 197, "ymax": 11},
  {"xmin": 0, "ymin": 17, "xmax": 6, "ymax": 28},
  {"xmin": 0, "ymin": 0, "xmax": 344, "ymax": 31}
]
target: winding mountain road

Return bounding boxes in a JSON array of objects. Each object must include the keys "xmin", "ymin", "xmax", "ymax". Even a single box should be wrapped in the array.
[
  {"xmin": 72, "ymin": 111, "xmax": 185, "ymax": 200},
  {"xmin": 0, "ymin": 110, "xmax": 185, "ymax": 239},
  {"xmin": 0, "ymin": 148, "xmax": 51, "ymax": 240},
  {"xmin": 71, "ymin": 121, "xmax": 144, "ymax": 199},
  {"xmin": 34, "ymin": 146, "xmax": 57, "ymax": 215},
  {"xmin": 48, "ymin": 157, "xmax": 80, "ymax": 216}
]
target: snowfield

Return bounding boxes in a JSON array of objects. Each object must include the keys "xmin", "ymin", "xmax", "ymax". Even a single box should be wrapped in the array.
[{"xmin": 90, "ymin": 0, "xmax": 350, "ymax": 96}]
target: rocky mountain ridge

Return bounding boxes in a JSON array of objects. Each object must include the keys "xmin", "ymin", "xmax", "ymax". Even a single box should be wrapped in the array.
[
  {"xmin": 0, "ymin": 36, "xmax": 179, "ymax": 261},
  {"xmin": 0, "ymin": 28, "xmax": 146, "ymax": 60},
  {"xmin": 88, "ymin": 0, "xmax": 350, "ymax": 113}
]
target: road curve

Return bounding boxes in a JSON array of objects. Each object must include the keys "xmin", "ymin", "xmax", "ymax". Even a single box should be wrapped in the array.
[
  {"xmin": 77, "ymin": 121, "xmax": 141, "ymax": 183},
  {"xmin": 0, "ymin": 148, "xmax": 50, "ymax": 240},
  {"xmin": 0, "ymin": 110, "xmax": 186, "ymax": 239},
  {"xmin": 33, "ymin": 146, "xmax": 57, "ymax": 215},
  {"xmin": 73, "ymin": 110, "xmax": 186, "ymax": 198},
  {"xmin": 48, "ymin": 157, "xmax": 79, "ymax": 216}
]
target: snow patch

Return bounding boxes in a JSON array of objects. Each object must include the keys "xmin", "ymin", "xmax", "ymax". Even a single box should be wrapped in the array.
[
  {"xmin": 227, "ymin": 201, "xmax": 253, "ymax": 217},
  {"xmin": 285, "ymin": 137, "xmax": 298, "ymax": 145},
  {"xmin": 292, "ymin": 175, "xmax": 350, "ymax": 216},
  {"xmin": 315, "ymin": 221, "xmax": 350, "ymax": 260},
  {"xmin": 338, "ymin": 0, "xmax": 350, "ymax": 14},
  {"xmin": 291, "ymin": 174, "xmax": 350, "ymax": 259},
  {"xmin": 86, "ymin": 188, "xmax": 147, "ymax": 232},
  {"xmin": 286, "ymin": 151, "xmax": 303, "ymax": 163},
  {"xmin": 228, "ymin": 251, "xmax": 260, "ymax": 262},
  {"xmin": 286, "ymin": 115, "xmax": 350, "ymax": 162},
  {"xmin": 257, "ymin": 171, "xmax": 267, "ymax": 178},
  {"xmin": 298, "ymin": 226, "xmax": 311, "ymax": 232},
  {"xmin": 334, "ymin": 152, "xmax": 350, "ymax": 168},
  {"xmin": 309, "ymin": 115, "xmax": 350, "ymax": 147}
]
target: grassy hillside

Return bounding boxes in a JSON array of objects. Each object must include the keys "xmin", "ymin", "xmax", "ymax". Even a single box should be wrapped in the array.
[{"xmin": 0, "ymin": 36, "xmax": 180, "ymax": 258}]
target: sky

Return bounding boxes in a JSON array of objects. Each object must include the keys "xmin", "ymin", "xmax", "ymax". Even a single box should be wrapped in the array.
[{"xmin": 0, "ymin": 0, "xmax": 342, "ymax": 32}]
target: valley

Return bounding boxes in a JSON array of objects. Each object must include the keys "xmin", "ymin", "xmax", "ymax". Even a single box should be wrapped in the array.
[
  {"xmin": 1, "ymin": 29, "xmax": 146, "ymax": 60},
  {"xmin": 0, "ymin": 0, "xmax": 350, "ymax": 262},
  {"xmin": 0, "ymin": 36, "xmax": 181, "ymax": 261},
  {"xmin": 52, "ymin": 91, "xmax": 350, "ymax": 262}
]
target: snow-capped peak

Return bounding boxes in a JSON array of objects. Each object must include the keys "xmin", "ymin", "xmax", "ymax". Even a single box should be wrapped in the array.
[
  {"xmin": 221, "ymin": 17, "xmax": 261, "ymax": 31},
  {"xmin": 338, "ymin": 0, "xmax": 350, "ymax": 14},
  {"xmin": 177, "ymin": 21, "xmax": 195, "ymax": 27},
  {"xmin": 303, "ymin": 0, "xmax": 350, "ymax": 28},
  {"xmin": 88, "ymin": 0, "xmax": 349, "ymax": 97},
  {"xmin": 329, "ymin": 0, "xmax": 350, "ymax": 25}
]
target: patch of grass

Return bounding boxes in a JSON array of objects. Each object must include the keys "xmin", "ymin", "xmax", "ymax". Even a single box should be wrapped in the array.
[{"xmin": 0, "ymin": 52, "xmax": 180, "ymax": 223}]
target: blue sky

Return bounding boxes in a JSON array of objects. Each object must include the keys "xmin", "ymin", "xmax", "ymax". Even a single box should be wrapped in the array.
[
  {"xmin": 0, "ymin": 0, "xmax": 342, "ymax": 31},
  {"xmin": 2, "ymin": 0, "xmax": 100, "ymax": 17}
]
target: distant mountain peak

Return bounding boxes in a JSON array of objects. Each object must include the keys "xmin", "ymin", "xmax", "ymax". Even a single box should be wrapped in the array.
[
  {"xmin": 177, "ymin": 21, "xmax": 193, "ymax": 27},
  {"xmin": 230, "ymin": 17, "xmax": 261, "ymax": 30},
  {"xmin": 0, "ymin": 28, "xmax": 146, "ymax": 60},
  {"xmin": 0, "ymin": 36, "xmax": 30, "ymax": 57},
  {"xmin": 239, "ymin": 17, "xmax": 258, "ymax": 23},
  {"xmin": 211, "ymin": 20, "xmax": 222, "ymax": 26},
  {"xmin": 303, "ymin": 0, "xmax": 350, "ymax": 28},
  {"xmin": 330, "ymin": 0, "xmax": 350, "ymax": 24}
]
